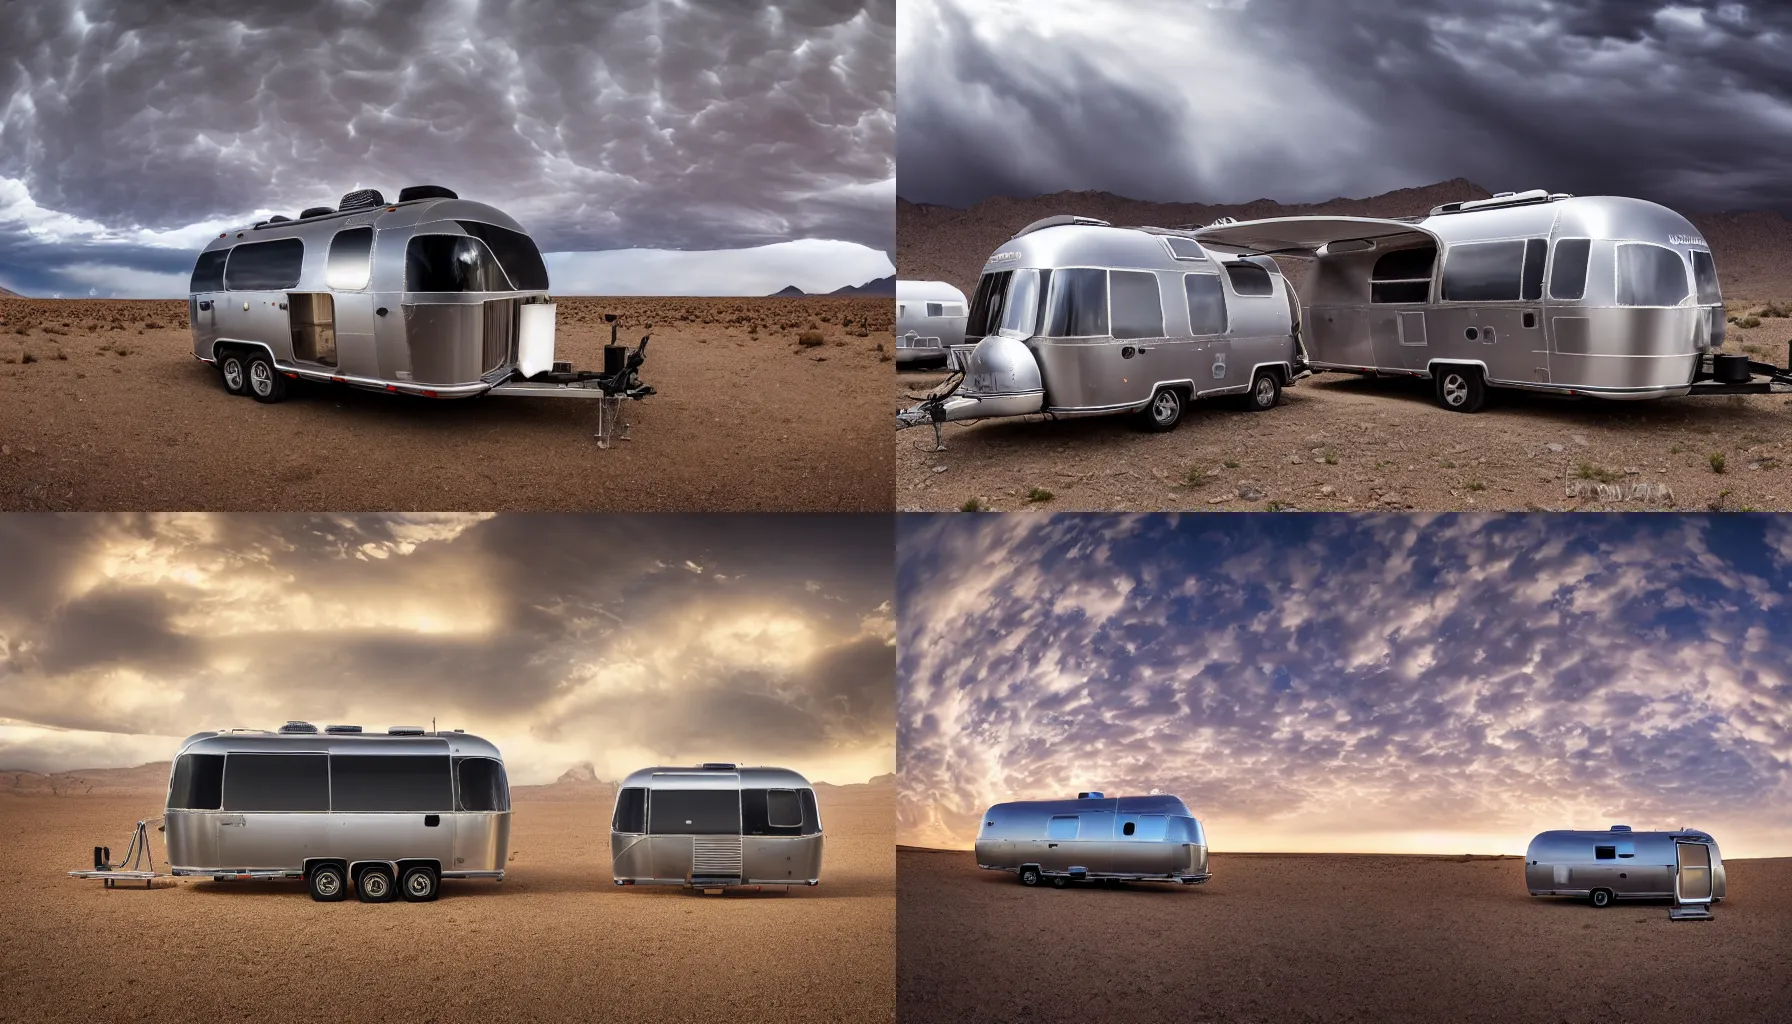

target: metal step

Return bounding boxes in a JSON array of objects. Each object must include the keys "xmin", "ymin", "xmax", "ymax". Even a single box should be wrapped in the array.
[{"xmin": 1669, "ymin": 904, "xmax": 1714, "ymax": 921}]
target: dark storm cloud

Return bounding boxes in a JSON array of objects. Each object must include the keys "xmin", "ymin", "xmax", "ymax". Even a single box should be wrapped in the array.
[
  {"xmin": 0, "ymin": 0, "xmax": 893, "ymax": 296},
  {"xmin": 0, "ymin": 513, "xmax": 895, "ymax": 783},
  {"xmin": 896, "ymin": 514, "xmax": 1792, "ymax": 855},
  {"xmin": 898, "ymin": 0, "xmax": 1792, "ymax": 213}
]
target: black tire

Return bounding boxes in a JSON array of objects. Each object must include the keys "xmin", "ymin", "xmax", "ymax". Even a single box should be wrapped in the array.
[
  {"xmin": 357, "ymin": 865, "xmax": 396, "ymax": 903},
  {"xmin": 217, "ymin": 349, "xmax": 249, "ymax": 396},
  {"xmin": 1590, "ymin": 888, "xmax": 1613, "ymax": 909},
  {"xmin": 1137, "ymin": 386, "xmax": 1184, "ymax": 432},
  {"xmin": 307, "ymin": 863, "xmax": 347, "ymax": 902},
  {"xmin": 1051, "ymin": 875, "xmax": 1068, "ymax": 888},
  {"xmin": 400, "ymin": 865, "xmax": 439, "ymax": 903},
  {"xmin": 1018, "ymin": 866, "xmax": 1042, "ymax": 887},
  {"xmin": 1241, "ymin": 368, "xmax": 1281, "ymax": 412},
  {"xmin": 245, "ymin": 351, "xmax": 289, "ymax": 404},
  {"xmin": 1433, "ymin": 365, "xmax": 1486, "ymax": 413}
]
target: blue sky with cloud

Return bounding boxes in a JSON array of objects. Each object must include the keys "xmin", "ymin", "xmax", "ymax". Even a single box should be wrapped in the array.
[{"xmin": 897, "ymin": 514, "xmax": 1792, "ymax": 857}]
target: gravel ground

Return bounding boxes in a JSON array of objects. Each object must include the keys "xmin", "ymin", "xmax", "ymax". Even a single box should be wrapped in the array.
[{"xmin": 897, "ymin": 848, "xmax": 1792, "ymax": 1024}]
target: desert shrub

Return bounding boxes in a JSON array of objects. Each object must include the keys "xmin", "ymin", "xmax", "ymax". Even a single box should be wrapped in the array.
[
  {"xmin": 1025, "ymin": 487, "xmax": 1054, "ymax": 503},
  {"xmin": 797, "ymin": 331, "xmax": 826, "ymax": 347},
  {"xmin": 1709, "ymin": 451, "xmax": 1726, "ymax": 474},
  {"xmin": 1738, "ymin": 316, "xmax": 1762, "ymax": 329}
]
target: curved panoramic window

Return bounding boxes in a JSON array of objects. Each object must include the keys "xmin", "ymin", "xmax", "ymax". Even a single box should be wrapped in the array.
[
  {"xmin": 613, "ymin": 787, "xmax": 646, "ymax": 833},
  {"xmin": 330, "ymin": 754, "xmax": 453, "ymax": 812},
  {"xmin": 1615, "ymin": 243, "xmax": 1689, "ymax": 307},
  {"xmin": 966, "ymin": 270, "xmax": 1013, "ymax": 339},
  {"xmin": 1167, "ymin": 816, "xmax": 1203, "ymax": 845},
  {"xmin": 1521, "ymin": 238, "xmax": 1547, "ymax": 301},
  {"xmin": 167, "ymin": 753, "xmax": 224, "ymax": 810},
  {"xmin": 454, "ymin": 757, "xmax": 509, "ymax": 812},
  {"xmin": 766, "ymin": 789, "xmax": 804, "ymax": 828},
  {"xmin": 648, "ymin": 789, "xmax": 741, "ymax": 835},
  {"xmin": 1690, "ymin": 250, "xmax": 1721, "ymax": 305},
  {"xmin": 1184, "ymin": 273, "xmax": 1227, "ymax": 335},
  {"xmin": 223, "ymin": 238, "xmax": 305, "ymax": 291},
  {"xmin": 1042, "ymin": 268, "xmax": 1109, "ymax": 337},
  {"xmin": 189, "ymin": 250, "xmax": 228, "ymax": 293},
  {"xmin": 1132, "ymin": 814, "xmax": 1168, "ymax": 841},
  {"xmin": 1441, "ymin": 240, "xmax": 1525, "ymax": 301},
  {"xmin": 325, "ymin": 228, "xmax": 373, "ymax": 291},
  {"xmin": 455, "ymin": 221, "xmax": 550, "ymax": 291},
  {"xmin": 1370, "ymin": 246, "xmax": 1434, "ymax": 304},
  {"xmin": 999, "ymin": 268, "xmax": 1042, "ymax": 338},
  {"xmin": 405, "ymin": 234, "xmax": 512, "ymax": 292},
  {"xmin": 1111, "ymin": 270, "xmax": 1164, "ymax": 339},
  {"xmin": 1549, "ymin": 238, "xmax": 1591, "ymax": 300},
  {"xmin": 222, "ymin": 752, "xmax": 329, "ymax": 812},
  {"xmin": 1223, "ymin": 262, "xmax": 1275, "ymax": 297}
]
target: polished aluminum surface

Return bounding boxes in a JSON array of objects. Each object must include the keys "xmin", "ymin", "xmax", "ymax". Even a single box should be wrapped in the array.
[
  {"xmin": 897, "ymin": 280, "xmax": 969, "ymax": 367},
  {"xmin": 975, "ymin": 793, "xmax": 1211, "ymax": 885},
  {"xmin": 1524, "ymin": 827, "xmax": 1726, "ymax": 903},
  {"xmin": 611, "ymin": 764, "xmax": 824, "ymax": 887}
]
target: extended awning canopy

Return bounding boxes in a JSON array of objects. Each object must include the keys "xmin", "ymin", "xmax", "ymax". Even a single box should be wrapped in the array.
[{"xmin": 1193, "ymin": 216, "xmax": 1438, "ymax": 256}]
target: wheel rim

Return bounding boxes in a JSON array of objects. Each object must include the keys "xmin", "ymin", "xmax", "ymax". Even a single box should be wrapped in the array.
[
  {"xmin": 407, "ymin": 873, "xmax": 432, "ymax": 897},
  {"xmin": 1442, "ymin": 374, "xmax": 1467, "ymax": 406},
  {"xmin": 364, "ymin": 873, "xmax": 388, "ymax": 897},
  {"xmin": 250, "ymin": 361, "xmax": 272, "ymax": 396},
  {"xmin": 1255, "ymin": 376, "xmax": 1275, "ymax": 405},
  {"xmin": 1152, "ymin": 391, "xmax": 1178, "ymax": 423},
  {"xmin": 223, "ymin": 359, "xmax": 243, "ymax": 390},
  {"xmin": 315, "ymin": 871, "xmax": 340, "ymax": 896}
]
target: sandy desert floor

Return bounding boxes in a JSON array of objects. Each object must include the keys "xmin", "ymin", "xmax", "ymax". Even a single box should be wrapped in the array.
[
  {"xmin": 0, "ymin": 297, "xmax": 893, "ymax": 512},
  {"xmin": 0, "ymin": 786, "xmax": 894, "ymax": 1024},
  {"xmin": 897, "ymin": 849, "xmax": 1792, "ymax": 1024}
]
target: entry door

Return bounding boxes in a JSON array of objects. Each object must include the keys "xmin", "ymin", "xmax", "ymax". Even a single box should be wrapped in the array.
[
  {"xmin": 1676, "ymin": 843, "xmax": 1713, "ymax": 903},
  {"xmin": 1039, "ymin": 814, "xmax": 1083, "ymax": 872},
  {"xmin": 218, "ymin": 813, "xmax": 326, "ymax": 870},
  {"xmin": 192, "ymin": 296, "xmax": 219, "ymax": 353},
  {"xmin": 1113, "ymin": 813, "xmax": 1173, "ymax": 875},
  {"xmin": 333, "ymin": 292, "xmax": 379, "ymax": 378}
]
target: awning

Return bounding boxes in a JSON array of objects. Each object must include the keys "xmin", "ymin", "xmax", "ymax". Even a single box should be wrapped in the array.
[{"xmin": 1193, "ymin": 216, "xmax": 1437, "ymax": 255}]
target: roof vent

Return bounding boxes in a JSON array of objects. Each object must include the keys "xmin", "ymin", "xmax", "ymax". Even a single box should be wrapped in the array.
[
  {"xmin": 268, "ymin": 214, "xmax": 291, "ymax": 223},
  {"xmin": 299, "ymin": 206, "xmax": 334, "ymax": 219},
  {"xmin": 699, "ymin": 762, "xmax": 737, "ymax": 770},
  {"xmin": 1013, "ymin": 214, "xmax": 1109, "ymax": 239},
  {"xmin": 1077, "ymin": 791, "xmax": 1105, "ymax": 799},
  {"xmin": 1610, "ymin": 824, "xmax": 1632, "ymax": 831},
  {"xmin": 323, "ymin": 724, "xmax": 362, "ymax": 734},
  {"xmin": 397, "ymin": 184, "xmax": 458, "ymax": 203},
  {"xmin": 387, "ymin": 725, "xmax": 427, "ymax": 736},
  {"xmin": 338, "ymin": 188, "xmax": 387, "ymax": 212},
  {"xmin": 278, "ymin": 721, "xmax": 318, "ymax": 734}
]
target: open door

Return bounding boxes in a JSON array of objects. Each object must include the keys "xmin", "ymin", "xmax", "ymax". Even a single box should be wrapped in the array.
[
  {"xmin": 288, "ymin": 293, "xmax": 337, "ymax": 367},
  {"xmin": 1675, "ymin": 842, "xmax": 1713, "ymax": 903}
]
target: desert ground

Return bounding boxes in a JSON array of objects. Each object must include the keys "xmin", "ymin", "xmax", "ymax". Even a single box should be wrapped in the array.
[
  {"xmin": 0, "ymin": 771, "xmax": 895, "ymax": 1024},
  {"xmin": 0, "ymin": 296, "xmax": 893, "ymax": 512},
  {"xmin": 896, "ymin": 182, "xmax": 1792, "ymax": 512},
  {"xmin": 897, "ymin": 848, "xmax": 1792, "ymax": 1024}
]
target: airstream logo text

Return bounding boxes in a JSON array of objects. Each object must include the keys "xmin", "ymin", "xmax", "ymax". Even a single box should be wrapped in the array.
[
  {"xmin": 988, "ymin": 251, "xmax": 1021, "ymax": 263},
  {"xmin": 1668, "ymin": 234, "xmax": 1705, "ymax": 246}
]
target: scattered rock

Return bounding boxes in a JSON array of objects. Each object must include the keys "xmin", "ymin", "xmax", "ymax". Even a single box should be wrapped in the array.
[
  {"xmin": 1545, "ymin": 443, "xmax": 1564, "ymax": 453},
  {"xmin": 1236, "ymin": 485, "xmax": 1265, "ymax": 501}
]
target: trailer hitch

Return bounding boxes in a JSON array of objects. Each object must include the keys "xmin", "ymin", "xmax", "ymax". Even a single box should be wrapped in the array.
[{"xmin": 898, "ymin": 369, "xmax": 966, "ymax": 452}]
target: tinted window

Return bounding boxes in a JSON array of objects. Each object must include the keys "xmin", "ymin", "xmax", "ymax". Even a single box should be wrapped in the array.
[
  {"xmin": 455, "ymin": 757, "xmax": 509, "ymax": 812},
  {"xmin": 1549, "ymin": 238, "xmax": 1591, "ymax": 300},
  {"xmin": 1224, "ymin": 262, "xmax": 1274, "ymax": 297},
  {"xmin": 741, "ymin": 788, "xmax": 809, "ymax": 836},
  {"xmin": 966, "ymin": 270, "xmax": 1013, "ymax": 339},
  {"xmin": 330, "ymin": 754, "xmax": 452, "ymax": 812},
  {"xmin": 1184, "ymin": 273, "xmax": 1227, "ymax": 335},
  {"xmin": 1595, "ymin": 845, "xmax": 1616, "ymax": 860},
  {"xmin": 190, "ymin": 250, "xmax": 228, "ymax": 292},
  {"xmin": 1690, "ymin": 250, "xmax": 1721, "ymax": 305},
  {"xmin": 224, "ymin": 238, "xmax": 305, "ymax": 291},
  {"xmin": 1164, "ymin": 236, "xmax": 1206, "ymax": 261},
  {"xmin": 1046, "ymin": 815, "xmax": 1080, "ymax": 840},
  {"xmin": 168, "ymin": 753, "xmax": 224, "ymax": 810},
  {"xmin": 613, "ymin": 787, "xmax": 646, "ymax": 832},
  {"xmin": 1133, "ymin": 814, "xmax": 1167, "ymax": 841},
  {"xmin": 1167, "ymin": 816, "xmax": 1202, "ymax": 844},
  {"xmin": 648, "ymin": 789, "xmax": 740, "ymax": 835},
  {"xmin": 326, "ymin": 228, "xmax": 373, "ymax": 291},
  {"xmin": 1370, "ymin": 246, "xmax": 1434, "ymax": 304},
  {"xmin": 1521, "ymin": 238, "xmax": 1547, "ymax": 301},
  {"xmin": 999, "ymin": 268, "xmax": 1042, "ymax": 337},
  {"xmin": 1441, "ymin": 240, "xmax": 1525, "ymax": 301},
  {"xmin": 1043, "ymin": 268, "xmax": 1108, "ymax": 337},
  {"xmin": 405, "ymin": 234, "xmax": 511, "ymax": 292},
  {"xmin": 1111, "ymin": 270, "xmax": 1163, "ymax": 339},
  {"xmin": 223, "ymin": 753, "xmax": 329, "ymax": 811},
  {"xmin": 1616, "ymin": 243, "xmax": 1689, "ymax": 307},
  {"xmin": 456, "ymin": 221, "xmax": 549, "ymax": 291},
  {"xmin": 800, "ymin": 788, "xmax": 821, "ymax": 834},
  {"xmin": 766, "ymin": 789, "xmax": 803, "ymax": 827},
  {"xmin": 926, "ymin": 302, "xmax": 943, "ymax": 317}
]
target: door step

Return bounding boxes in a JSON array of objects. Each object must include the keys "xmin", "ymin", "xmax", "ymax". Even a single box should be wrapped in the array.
[{"xmin": 1668, "ymin": 904, "xmax": 1713, "ymax": 921}]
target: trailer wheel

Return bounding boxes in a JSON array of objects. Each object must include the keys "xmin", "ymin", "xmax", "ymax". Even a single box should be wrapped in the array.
[
  {"xmin": 1590, "ymin": 888, "xmax": 1613, "ymax": 908},
  {"xmin": 1433, "ymin": 366, "xmax": 1486, "ymax": 413},
  {"xmin": 1138, "ymin": 387, "xmax": 1184, "ymax": 432},
  {"xmin": 217, "ymin": 349, "xmax": 249, "ymax": 396},
  {"xmin": 245, "ymin": 352, "xmax": 289, "ymax": 404},
  {"xmin": 400, "ymin": 866, "xmax": 439, "ymax": 903},
  {"xmin": 1050, "ymin": 875, "xmax": 1068, "ymax": 888},
  {"xmin": 307, "ymin": 863, "xmax": 347, "ymax": 902},
  {"xmin": 1241, "ymin": 368, "xmax": 1281, "ymax": 412},
  {"xmin": 1018, "ymin": 867, "xmax": 1042, "ymax": 887},
  {"xmin": 357, "ymin": 865, "xmax": 395, "ymax": 903}
]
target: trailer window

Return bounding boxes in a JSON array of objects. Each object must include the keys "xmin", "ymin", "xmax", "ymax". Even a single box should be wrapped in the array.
[
  {"xmin": 1046, "ymin": 815, "xmax": 1080, "ymax": 840},
  {"xmin": 1042, "ymin": 268, "xmax": 1108, "ymax": 337},
  {"xmin": 1224, "ymin": 262, "xmax": 1275, "ymax": 297},
  {"xmin": 456, "ymin": 221, "xmax": 550, "ymax": 291},
  {"xmin": 405, "ymin": 234, "xmax": 512, "ymax": 292},
  {"xmin": 224, "ymin": 238, "xmax": 305, "ymax": 291},
  {"xmin": 742, "ymin": 788, "xmax": 801, "ymax": 836},
  {"xmin": 325, "ymin": 228, "xmax": 373, "ymax": 291},
  {"xmin": 1441, "ymin": 240, "xmax": 1525, "ymax": 301},
  {"xmin": 926, "ymin": 302, "xmax": 944, "ymax": 317},
  {"xmin": 966, "ymin": 270, "xmax": 1013, "ymax": 340},
  {"xmin": 1595, "ymin": 845, "xmax": 1616, "ymax": 860},
  {"xmin": 454, "ymin": 756, "xmax": 509, "ymax": 812},
  {"xmin": 1111, "ymin": 270, "xmax": 1164, "ymax": 339},
  {"xmin": 168, "ymin": 753, "xmax": 224, "ymax": 810},
  {"xmin": 800, "ymin": 787, "xmax": 821, "ymax": 834},
  {"xmin": 1690, "ymin": 250, "xmax": 1721, "ymax": 305},
  {"xmin": 1163, "ymin": 236, "xmax": 1207, "ymax": 261},
  {"xmin": 1615, "ymin": 243, "xmax": 1689, "ymax": 307},
  {"xmin": 1132, "ymin": 814, "xmax": 1167, "ymax": 841},
  {"xmin": 330, "ymin": 754, "xmax": 452, "ymax": 812},
  {"xmin": 1184, "ymin": 273, "xmax": 1227, "ymax": 335},
  {"xmin": 648, "ymin": 789, "xmax": 740, "ymax": 835},
  {"xmin": 189, "ymin": 250, "xmax": 228, "ymax": 293},
  {"xmin": 1167, "ymin": 816, "xmax": 1202, "ymax": 844},
  {"xmin": 613, "ymin": 787, "xmax": 646, "ymax": 833},
  {"xmin": 222, "ymin": 753, "xmax": 329, "ymax": 812},
  {"xmin": 1121, "ymin": 820, "xmax": 1136, "ymax": 836},
  {"xmin": 1370, "ymin": 246, "xmax": 1434, "ymax": 304},
  {"xmin": 1617, "ymin": 842, "xmax": 1635, "ymax": 858},
  {"xmin": 1521, "ymin": 238, "xmax": 1547, "ymax": 301},
  {"xmin": 999, "ymin": 268, "xmax": 1043, "ymax": 338},
  {"xmin": 764, "ymin": 789, "xmax": 803, "ymax": 828},
  {"xmin": 1549, "ymin": 238, "xmax": 1591, "ymax": 300}
]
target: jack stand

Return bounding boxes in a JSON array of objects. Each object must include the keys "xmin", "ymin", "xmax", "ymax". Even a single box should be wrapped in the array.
[
  {"xmin": 68, "ymin": 819, "xmax": 164, "ymax": 888},
  {"xmin": 596, "ymin": 395, "xmax": 631, "ymax": 448}
]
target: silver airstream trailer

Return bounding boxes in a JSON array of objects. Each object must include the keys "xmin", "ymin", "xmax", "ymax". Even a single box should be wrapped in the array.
[
  {"xmin": 160, "ymin": 721, "xmax": 511, "ymax": 903},
  {"xmin": 188, "ymin": 185, "xmax": 652, "ymax": 428},
  {"xmin": 897, "ymin": 216, "xmax": 1305, "ymax": 439},
  {"xmin": 1194, "ymin": 191, "xmax": 1792, "ymax": 411},
  {"xmin": 610, "ymin": 763, "xmax": 823, "ymax": 891},
  {"xmin": 975, "ymin": 791, "xmax": 1210, "ymax": 888},
  {"xmin": 1525, "ymin": 825, "xmax": 1725, "ymax": 909},
  {"xmin": 896, "ymin": 280, "xmax": 968, "ymax": 369}
]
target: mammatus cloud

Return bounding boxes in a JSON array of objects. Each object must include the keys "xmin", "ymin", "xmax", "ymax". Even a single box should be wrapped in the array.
[
  {"xmin": 897, "ymin": 514, "xmax": 1792, "ymax": 857},
  {"xmin": 0, "ymin": 513, "xmax": 896, "ymax": 786},
  {"xmin": 897, "ymin": 0, "xmax": 1792, "ymax": 213},
  {"xmin": 0, "ymin": 0, "xmax": 894, "ymax": 297}
]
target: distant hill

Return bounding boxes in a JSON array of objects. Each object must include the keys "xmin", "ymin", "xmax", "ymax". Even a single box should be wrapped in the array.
[
  {"xmin": 0, "ymin": 762, "xmax": 171, "ymax": 796},
  {"xmin": 0, "ymin": 285, "xmax": 24, "ymax": 298},
  {"xmin": 769, "ymin": 284, "xmax": 808, "ymax": 297},
  {"xmin": 766, "ymin": 276, "xmax": 896, "ymax": 298}
]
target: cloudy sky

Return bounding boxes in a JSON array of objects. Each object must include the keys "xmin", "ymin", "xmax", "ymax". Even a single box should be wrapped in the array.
[
  {"xmin": 0, "ymin": 513, "xmax": 895, "ymax": 787},
  {"xmin": 0, "ymin": 0, "xmax": 894, "ymax": 298},
  {"xmin": 898, "ymin": 0, "xmax": 1792, "ymax": 213},
  {"xmin": 898, "ymin": 514, "xmax": 1792, "ymax": 858}
]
